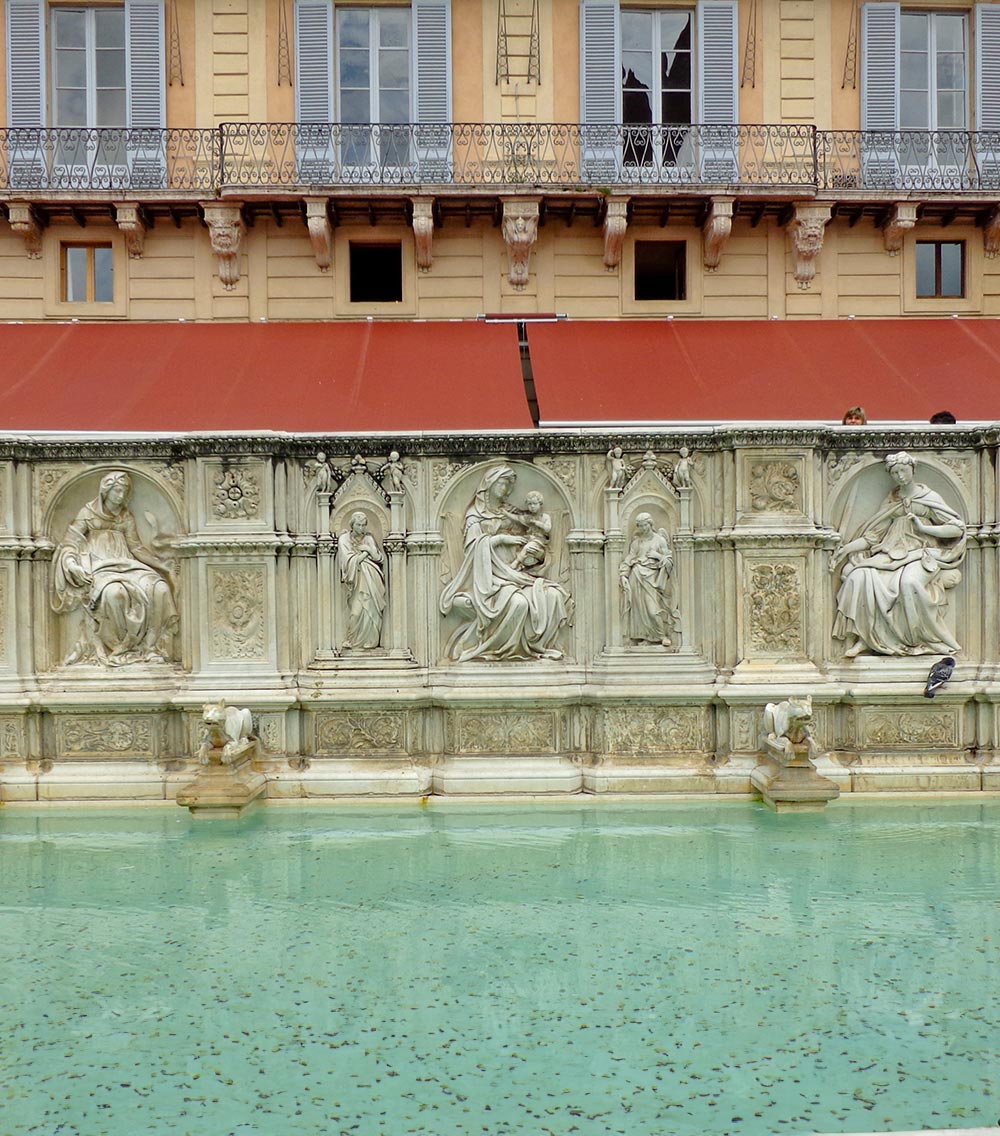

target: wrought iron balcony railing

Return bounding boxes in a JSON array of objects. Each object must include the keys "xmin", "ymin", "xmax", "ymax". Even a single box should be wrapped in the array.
[
  {"xmin": 0, "ymin": 127, "xmax": 219, "ymax": 192},
  {"xmin": 217, "ymin": 122, "xmax": 818, "ymax": 189},
  {"xmin": 818, "ymin": 130, "xmax": 1000, "ymax": 193},
  {"xmin": 1, "ymin": 124, "xmax": 999, "ymax": 196}
]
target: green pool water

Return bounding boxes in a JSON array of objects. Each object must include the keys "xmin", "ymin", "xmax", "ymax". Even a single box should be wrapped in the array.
[{"xmin": 2, "ymin": 800, "xmax": 998, "ymax": 1136}]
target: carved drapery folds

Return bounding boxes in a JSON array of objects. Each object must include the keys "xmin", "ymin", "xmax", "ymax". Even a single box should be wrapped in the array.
[
  {"xmin": 304, "ymin": 197, "xmax": 332, "ymax": 272},
  {"xmin": 881, "ymin": 202, "xmax": 917, "ymax": 256},
  {"xmin": 702, "ymin": 197, "xmax": 734, "ymax": 271},
  {"xmin": 202, "ymin": 202, "xmax": 246, "ymax": 290},
  {"xmin": 602, "ymin": 197, "xmax": 629, "ymax": 271},
  {"xmin": 7, "ymin": 202, "xmax": 43, "ymax": 259},
  {"xmin": 411, "ymin": 198, "xmax": 435, "ymax": 272},
  {"xmin": 789, "ymin": 203, "xmax": 832, "ymax": 289},
  {"xmin": 115, "ymin": 202, "xmax": 147, "ymax": 259},
  {"xmin": 502, "ymin": 199, "xmax": 540, "ymax": 290}
]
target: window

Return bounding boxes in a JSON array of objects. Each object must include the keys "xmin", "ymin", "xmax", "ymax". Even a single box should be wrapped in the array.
[
  {"xmin": 337, "ymin": 7, "xmax": 410, "ymax": 166},
  {"xmin": 349, "ymin": 242, "xmax": 403, "ymax": 302},
  {"xmin": 634, "ymin": 240, "xmax": 686, "ymax": 301},
  {"xmin": 61, "ymin": 243, "xmax": 114, "ymax": 303},
  {"xmin": 621, "ymin": 9, "xmax": 693, "ymax": 166},
  {"xmin": 52, "ymin": 7, "xmax": 126, "ymax": 129},
  {"xmin": 916, "ymin": 240, "xmax": 964, "ymax": 298}
]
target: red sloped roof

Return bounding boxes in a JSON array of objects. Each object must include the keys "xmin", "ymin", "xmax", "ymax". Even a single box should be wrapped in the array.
[
  {"xmin": 0, "ymin": 321, "xmax": 531, "ymax": 432},
  {"xmin": 527, "ymin": 319, "xmax": 1000, "ymax": 423}
]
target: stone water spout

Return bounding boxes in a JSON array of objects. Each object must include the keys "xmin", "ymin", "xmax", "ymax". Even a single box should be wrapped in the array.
[
  {"xmin": 751, "ymin": 696, "xmax": 840, "ymax": 812},
  {"xmin": 176, "ymin": 700, "xmax": 265, "ymax": 817}
]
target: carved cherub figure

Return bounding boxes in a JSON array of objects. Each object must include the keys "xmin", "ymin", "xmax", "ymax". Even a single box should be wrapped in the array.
[
  {"xmin": 379, "ymin": 450, "xmax": 406, "ymax": 493},
  {"xmin": 672, "ymin": 446, "xmax": 694, "ymax": 489},
  {"xmin": 608, "ymin": 446, "xmax": 628, "ymax": 489},
  {"xmin": 305, "ymin": 451, "xmax": 336, "ymax": 494},
  {"xmin": 510, "ymin": 491, "xmax": 552, "ymax": 572}
]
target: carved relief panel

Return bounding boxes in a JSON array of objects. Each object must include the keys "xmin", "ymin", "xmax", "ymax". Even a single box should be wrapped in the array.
[
  {"xmin": 0, "ymin": 714, "xmax": 25, "ymax": 758},
  {"xmin": 206, "ymin": 563, "xmax": 271, "ymax": 666},
  {"xmin": 200, "ymin": 460, "xmax": 270, "ymax": 528},
  {"xmin": 742, "ymin": 558, "xmax": 805, "ymax": 658},
  {"xmin": 447, "ymin": 709, "xmax": 557, "ymax": 754},
  {"xmin": 599, "ymin": 706, "xmax": 708, "ymax": 755},
  {"xmin": 859, "ymin": 707, "xmax": 960, "ymax": 749},
  {"xmin": 50, "ymin": 712, "xmax": 169, "ymax": 760},
  {"xmin": 737, "ymin": 452, "xmax": 808, "ymax": 523},
  {"xmin": 313, "ymin": 709, "xmax": 407, "ymax": 755}
]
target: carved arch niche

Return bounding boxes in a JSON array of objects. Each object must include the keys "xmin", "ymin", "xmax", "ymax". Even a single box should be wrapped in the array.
[{"xmin": 44, "ymin": 467, "xmax": 185, "ymax": 672}]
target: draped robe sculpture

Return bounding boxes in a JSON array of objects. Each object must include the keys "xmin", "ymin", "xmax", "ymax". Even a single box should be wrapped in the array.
[{"xmin": 337, "ymin": 511, "xmax": 386, "ymax": 649}]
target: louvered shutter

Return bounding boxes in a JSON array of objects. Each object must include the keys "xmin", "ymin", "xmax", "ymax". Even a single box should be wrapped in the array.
[
  {"xmin": 975, "ymin": 3, "xmax": 1000, "ymax": 188},
  {"xmin": 413, "ymin": 0, "xmax": 451, "ymax": 179},
  {"xmin": 295, "ymin": 0, "xmax": 335, "ymax": 182},
  {"xmin": 126, "ymin": 0, "xmax": 166, "ymax": 187},
  {"xmin": 580, "ymin": 0, "xmax": 619, "ymax": 179},
  {"xmin": 6, "ymin": 0, "xmax": 45, "ymax": 187},
  {"xmin": 697, "ymin": 0, "xmax": 738, "ymax": 180},
  {"xmin": 859, "ymin": 2, "xmax": 900, "ymax": 188}
]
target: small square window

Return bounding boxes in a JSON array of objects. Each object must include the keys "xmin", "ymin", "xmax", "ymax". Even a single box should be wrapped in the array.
[
  {"xmin": 349, "ymin": 242, "xmax": 403, "ymax": 303},
  {"xmin": 61, "ymin": 243, "xmax": 114, "ymax": 303},
  {"xmin": 916, "ymin": 240, "xmax": 964, "ymax": 298},
  {"xmin": 634, "ymin": 240, "xmax": 686, "ymax": 301}
]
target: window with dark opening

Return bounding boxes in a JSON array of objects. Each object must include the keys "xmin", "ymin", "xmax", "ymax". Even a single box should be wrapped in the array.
[
  {"xmin": 349, "ymin": 242, "xmax": 403, "ymax": 302},
  {"xmin": 916, "ymin": 240, "xmax": 964, "ymax": 298},
  {"xmin": 634, "ymin": 240, "xmax": 686, "ymax": 301},
  {"xmin": 61, "ymin": 243, "xmax": 114, "ymax": 302}
]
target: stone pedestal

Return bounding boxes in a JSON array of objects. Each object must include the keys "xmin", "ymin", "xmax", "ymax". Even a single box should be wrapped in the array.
[
  {"xmin": 752, "ymin": 739, "xmax": 841, "ymax": 812},
  {"xmin": 176, "ymin": 742, "xmax": 265, "ymax": 817}
]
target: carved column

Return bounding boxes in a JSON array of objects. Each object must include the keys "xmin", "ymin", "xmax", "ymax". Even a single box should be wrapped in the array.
[
  {"xmin": 115, "ymin": 202, "xmax": 147, "ymax": 258},
  {"xmin": 411, "ymin": 197, "xmax": 434, "ymax": 272},
  {"xmin": 674, "ymin": 485, "xmax": 694, "ymax": 652},
  {"xmin": 702, "ymin": 197, "xmax": 735, "ymax": 271},
  {"xmin": 602, "ymin": 197, "xmax": 629, "ymax": 271},
  {"xmin": 7, "ymin": 203, "xmax": 42, "ymax": 258},
  {"xmin": 201, "ymin": 201, "xmax": 246, "ymax": 290},
  {"xmin": 384, "ymin": 535, "xmax": 409, "ymax": 657},
  {"xmin": 501, "ymin": 198, "xmax": 540, "ymax": 290},
  {"xmin": 984, "ymin": 206, "xmax": 1000, "ymax": 259},
  {"xmin": 881, "ymin": 202, "xmax": 917, "ymax": 256},
  {"xmin": 304, "ymin": 197, "xmax": 332, "ymax": 271},
  {"xmin": 315, "ymin": 491, "xmax": 336, "ymax": 657},
  {"xmin": 603, "ymin": 486, "xmax": 625, "ymax": 651},
  {"xmin": 567, "ymin": 532, "xmax": 605, "ymax": 661},
  {"xmin": 406, "ymin": 532, "xmax": 445, "ymax": 667},
  {"xmin": 789, "ymin": 203, "xmax": 832, "ymax": 290}
]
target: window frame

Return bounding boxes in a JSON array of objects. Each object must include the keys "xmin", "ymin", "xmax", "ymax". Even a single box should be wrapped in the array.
[
  {"xmin": 915, "ymin": 238, "xmax": 965, "ymax": 299},
  {"xmin": 44, "ymin": 227, "xmax": 127, "ymax": 317},
  {"xmin": 620, "ymin": 227, "xmax": 703, "ymax": 315},
  {"xmin": 60, "ymin": 240, "xmax": 115, "ymax": 302},
  {"xmin": 49, "ymin": 4, "xmax": 127, "ymax": 130},
  {"xmin": 902, "ymin": 225, "xmax": 981, "ymax": 314}
]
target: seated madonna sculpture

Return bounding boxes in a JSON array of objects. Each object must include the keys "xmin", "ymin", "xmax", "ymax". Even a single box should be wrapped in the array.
[
  {"xmin": 52, "ymin": 471, "xmax": 178, "ymax": 666},
  {"xmin": 831, "ymin": 452, "xmax": 966, "ymax": 657},
  {"xmin": 440, "ymin": 465, "xmax": 571, "ymax": 661}
]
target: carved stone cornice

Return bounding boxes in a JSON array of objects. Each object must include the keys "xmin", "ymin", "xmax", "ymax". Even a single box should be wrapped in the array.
[
  {"xmin": 7, "ymin": 202, "xmax": 43, "ymax": 258},
  {"xmin": 405, "ymin": 532, "xmax": 445, "ymax": 555},
  {"xmin": 411, "ymin": 197, "xmax": 434, "ymax": 272},
  {"xmin": 602, "ymin": 197, "xmax": 629, "ymax": 271},
  {"xmin": 304, "ymin": 197, "xmax": 332, "ymax": 272},
  {"xmin": 788, "ymin": 203, "xmax": 832, "ymax": 289},
  {"xmin": 983, "ymin": 205, "xmax": 1000, "ymax": 260},
  {"xmin": 701, "ymin": 529, "xmax": 841, "ymax": 550},
  {"xmin": 702, "ymin": 196, "xmax": 734, "ymax": 271},
  {"xmin": 881, "ymin": 202, "xmax": 917, "ymax": 256},
  {"xmin": 173, "ymin": 535, "xmax": 290, "ymax": 556},
  {"xmin": 115, "ymin": 202, "xmax": 147, "ymax": 258},
  {"xmin": 565, "ymin": 531, "xmax": 606, "ymax": 554},
  {"xmin": 201, "ymin": 201, "xmax": 246, "ymax": 290},
  {"xmin": 501, "ymin": 198, "xmax": 540, "ymax": 290}
]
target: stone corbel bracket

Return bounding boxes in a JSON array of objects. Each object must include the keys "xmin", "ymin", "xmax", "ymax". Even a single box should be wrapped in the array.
[
  {"xmin": 983, "ymin": 205, "xmax": 1000, "ymax": 260},
  {"xmin": 201, "ymin": 201, "xmax": 246, "ymax": 291},
  {"xmin": 115, "ymin": 201, "xmax": 147, "ymax": 258},
  {"xmin": 703, "ymin": 196, "xmax": 735, "ymax": 271},
  {"xmin": 304, "ymin": 197, "xmax": 332, "ymax": 271},
  {"xmin": 411, "ymin": 197, "xmax": 434, "ymax": 272},
  {"xmin": 602, "ymin": 196, "xmax": 629, "ymax": 271},
  {"xmin": 789, "ymin": 203, "xmax": 832, "ymax": 290},
  {"xmin": 881, "ymin": 202, "xmax": 917, "ymax": 256},
  {"xmin": 7, "ymin": 202, "xmax": 43, "ymax": 259},
  {"xmin": 501, "ymin": 198, "xmax": 540, "ymax": 290}
]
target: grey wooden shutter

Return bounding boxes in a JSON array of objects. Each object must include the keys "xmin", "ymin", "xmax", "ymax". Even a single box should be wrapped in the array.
[
  {"xmin": 580, "ymin": 0, "xmax": 619, "ymax": 179},
  {"xmin": 126, "ymin": 0, "xmax": 166, "ymax": 186},
  {"xmin": 413, "ymin": 0, "xmax": 451, "ymax": 178},
  {"xmin": 975, "ymin": 3, "xmax": 1000, "ymax": 187},
  {"xmin": 295, "ymin": 0, "xmax": 334, "ymax": 182},
  {"xmin": 860, "ymin": 2, "xmax": 899, "ymax": 187},
  {"xmin": 697, "ymin": 0, "xmax": 738, "ymax": 180},
  {"xmin": 6, "ymin": 0, "xmax": 45, "ymax": 187}
]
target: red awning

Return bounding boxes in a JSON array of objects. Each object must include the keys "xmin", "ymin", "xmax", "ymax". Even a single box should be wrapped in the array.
[
  {"xmin": 527, "ymin": 319, "xmax": 1000, "ymax": 424},
  {"xmin": 0, "ymin": 321, "xmax": 531, "ymax": 432}
]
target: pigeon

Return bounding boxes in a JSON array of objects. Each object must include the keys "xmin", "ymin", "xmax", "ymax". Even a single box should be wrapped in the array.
[{"xmin": 924, "ymin": 656, "xmax": 955, "ymax": 699}]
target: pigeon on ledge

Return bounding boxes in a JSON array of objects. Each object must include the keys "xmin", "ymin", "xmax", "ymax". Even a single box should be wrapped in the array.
[{"xmin": 924, "ymin": 656, "xmax": 956, "ymax": 699}]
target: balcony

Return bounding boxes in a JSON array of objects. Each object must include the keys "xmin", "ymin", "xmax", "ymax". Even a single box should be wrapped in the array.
[{"xmin": 818, "ymin": 130, "xmax": 1000, "ymax": 194}]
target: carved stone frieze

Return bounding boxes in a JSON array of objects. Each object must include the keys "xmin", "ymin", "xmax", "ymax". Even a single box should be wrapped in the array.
[
  {"xmin": 938, "ymin": 453, "xmax": 973, "ymax": 492},
  {"xmin": 7, "ymin": 202, "xmax": 43, "ymax": 258},
  {"xmin": 501, "ymin": 199, "xmax": 540, "ymax": 290},
  {"xmin": 747, "ymin": 460, "xmax": 801, "ymax": 513},
  {"xmin": 602, "ymin": 197, "xmax": 628, "ymax": 271},
  {"xmin": 730, "ymin": 708, "xmax": 759, "ymax": 753},
  {"xmin": 881, "ymin": 202, "xmax": 917, "ymax": 256},
  {"xmin": 315, "ymin": 710, "xmax": 405, "ymax": 754},
  {"xmin": 57, "ymin": 715, "xmax": 155, "ymax": 758},
  {"xmin": 304, "ymin": 197, "xmax": 332, "ymax": 271},
  {"xmin": 202, "ymin": 201, "xmax": 246, "ymax": 290},
  {"xmin": 431, "ymin": 459, "xmax": 474, "ymax": 501},
  {"xmin": 747, "ymin": 562, "xmax": 803, "ymax": 654},
  {"xmin": 36, "ymin": 467, "xmax": 75, "ymax": 514},
  {"xmin": 600, "ymin": 706, "xmax": 705, "ymax": 754},
  {"xmin": 827, "ymin": 452, "xmax": 864, "ymax": 487},
  {"xmin": 534, "ymin": 456, "xmax": 578, "ymax": 498},
  {"xmin": 256, "ymin": 715, "xmax": 284, "ymax": 754},
  {"xmin": 702, "ymin": 197, "xmax": 734, "ymax": 270},
  {"xmin": 210, "ymin": 567, "xmax": 266, "ymax": 660},
  {"xmin": 115, "ymin": 202, "xmax": 147, "ymax": 258},
  {"xmin": 411, "ymin": 197, "xmax": 434, "ymax": 271},
  {"xmin": 212, "ymin": 467, "xmax": 261, "ymax": 520},
  {"xmin": 861, "ymin": 710, "xmax": 957, "ymax": 748},
  {"xmin": 448, "ymin": 709, "xmax": 555, "ymax": 754},
  {"xmin": 0, "ymin": 715, "xmax": 23, "ymax": 758},
  {"xmin": 789, "ymin": 203, "xmax": 831, "ymax": 289}
]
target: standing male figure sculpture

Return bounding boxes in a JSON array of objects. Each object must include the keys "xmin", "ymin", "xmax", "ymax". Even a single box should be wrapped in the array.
[{"xmin": 337, "ymin": 511, "xmax": 386, "ymax": 649}]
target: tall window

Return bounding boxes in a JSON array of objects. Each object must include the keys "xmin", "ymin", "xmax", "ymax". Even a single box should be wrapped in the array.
[
  {"xmin": 337, "ymin": 7, "xmax": 411, "ymax": 166},
  {"xmin": 52, "ymin": 7, "xmax": 127, "ymax": 129},
  {"xmin": 621, "ymin": 10, "xmax": 693, "ymax": 166},
  {"xmin": 900, "ymin": 11, "xmax": 967, "ymax": 133}
]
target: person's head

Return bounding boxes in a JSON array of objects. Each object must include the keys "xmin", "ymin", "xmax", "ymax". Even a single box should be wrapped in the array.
[
  {"xmin": 517, "ymin": 539, "xmax": 546, "ymax": 568},
  {"xmin": 679, "ymin": 446, "xmax": 690, "ymax": 458},
  {"xmin": 316, "ymin": 450, "xmax": 327, "ymax": 463},
  {"xmin": 481, "ymin": 466, "xmax": 516, "ymax": 503},
  {"xmin": 930, "ymin": 410, "xmax": 957, "ymax": 424},
  {"xmin": 885, "ymin": 451, "xmax": 916, "ymax": 485},
  {"xmin": 842, "ymin": 406, "xmax": 867, "ymax": 425},
  {"xmin": 389, "ymin": 450, "xmax": 400, "ymax": 462},
  {"xmin": 349, "ymin": 510, "xmax": 368, "ymax": 535},
  {"xmin": 635, "ymin": 512, "xmax": 653, "ymax": 534},
  {"xmin": 100, "ymin": 471, "xmax": 131, "ymax": 511},
  {"xmin": 612, "ymin": 446, "xmax": 623, "ymax": 458},
  {"xmin": 524, "ymin": 491, "xmax": 543, "ymax": 513}
]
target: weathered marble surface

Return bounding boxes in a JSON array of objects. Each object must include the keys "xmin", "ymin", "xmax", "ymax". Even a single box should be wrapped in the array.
[{"xmin": 0, "ymin": 426, "xmax": 997, "ymax": 801}]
